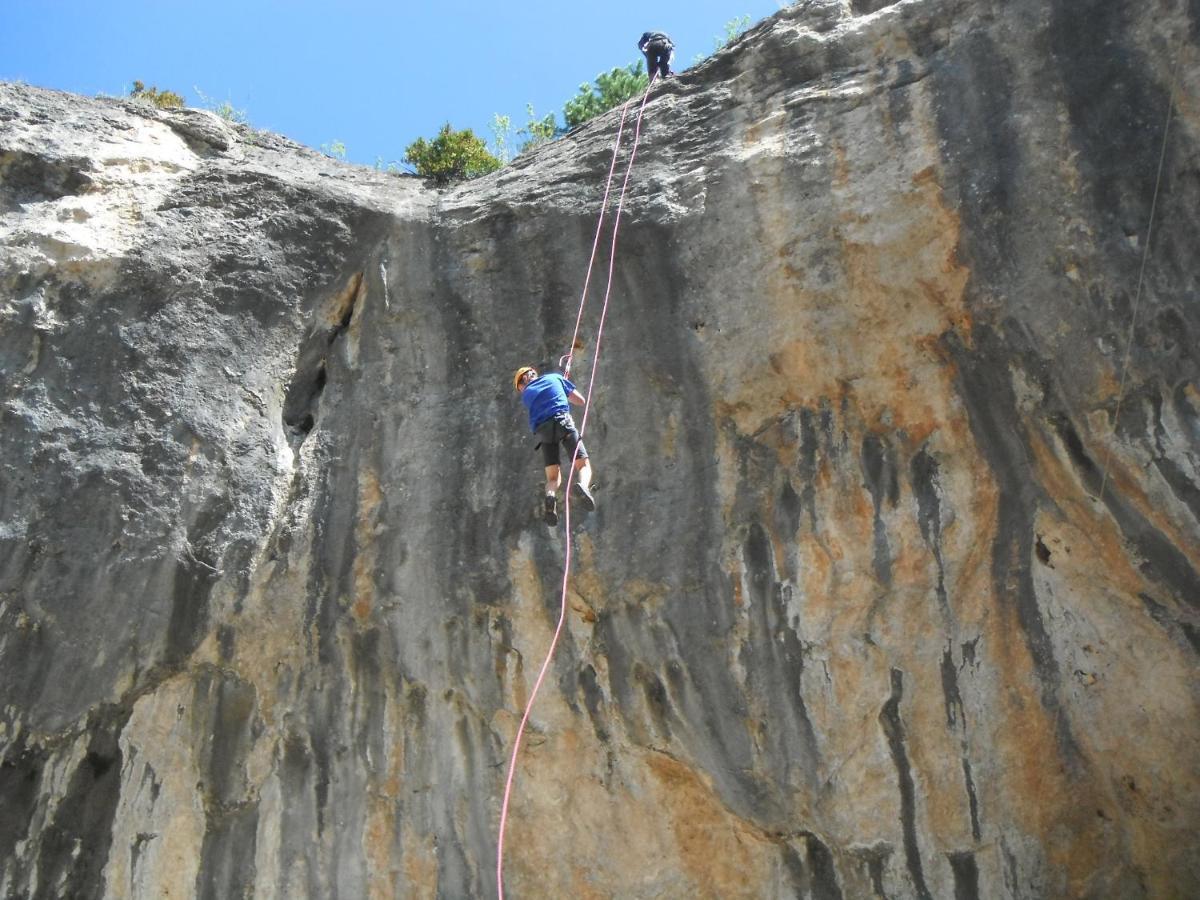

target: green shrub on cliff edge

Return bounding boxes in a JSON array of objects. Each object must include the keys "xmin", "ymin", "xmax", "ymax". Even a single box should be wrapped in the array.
[
  {"xmin": 563, "ymin": 63, "xmax": 648, "ymax": 129},
  {"xmin": 192, "ymin": 87, "xmax": 250, "ymax": 125},
  {"xmin": 129, "ymin": 80, "xmax": 184, "ymax": 109},
  {"xmin": 404, "ymin": 124, "xmax": 501, "ymax": 184}
]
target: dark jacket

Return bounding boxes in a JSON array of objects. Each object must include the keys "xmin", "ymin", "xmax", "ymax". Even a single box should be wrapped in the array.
[{"xmin": 639, "ymin": 31, "xmax": 674, "ymax": 51}]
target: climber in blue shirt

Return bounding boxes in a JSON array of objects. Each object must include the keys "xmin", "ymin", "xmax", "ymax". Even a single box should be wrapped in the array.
[{"xmin": 514, "ymin": 366, "xmax": 596, "ymax": 525}]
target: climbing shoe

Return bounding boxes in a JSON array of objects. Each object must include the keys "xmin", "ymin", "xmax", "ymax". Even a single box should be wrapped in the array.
[
  {"xmin": 543, "ymin": 493, "xmax": 558, "ymax": 526},
  {"xmin": 572, "ymin": 481, "xmax": 596, "ymax": 512}
]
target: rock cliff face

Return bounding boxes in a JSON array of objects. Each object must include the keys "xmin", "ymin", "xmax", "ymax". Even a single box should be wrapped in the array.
[{"xmin": 2, "ymin": 0, "xmax": 1199, "ymax": 897}]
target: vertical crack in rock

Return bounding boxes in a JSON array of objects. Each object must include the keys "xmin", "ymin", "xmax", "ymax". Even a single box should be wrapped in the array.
[
  {"xmin": 941, "ymin": 643, "xmax": 984, "ymax": 842},
  {"xmin": 861, "ymin": 434, "xmax": 900, "ymax": 587},
  {"xmin": 939, "ymin": 645, "xmax": 965, "ymax": 729},
  {"xmin": 911, "ymin": 447, "xmax": 950, "ymax": 617},
  {"xmin": 943, "ymin": 327, "xmax": 1081, "ymax": 762},
  {"xmin": 378, "ymin": 259, "xmax": 389, "ymax": 309},
  {"xmin": 878, "ymin": 668, "xmax": 933, "ymax": 900},
  {"xmin": 962, "ymin": 757, "xmax": 982, "ymax": 843}
]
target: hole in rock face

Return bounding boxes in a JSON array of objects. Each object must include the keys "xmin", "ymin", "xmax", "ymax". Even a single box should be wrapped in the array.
[
  {"xmin": 282, "ymin": 362, "xmax": 325, "ymax": 445},
  {"xmin": 1035, "ymin": 535, "xmax": 1053, "ymax": 566}
]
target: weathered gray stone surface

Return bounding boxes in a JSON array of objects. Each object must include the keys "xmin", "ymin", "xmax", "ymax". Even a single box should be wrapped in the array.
[{"xmin": 1, "ymin": 0, "xmax": 1198, "ymax": 897}]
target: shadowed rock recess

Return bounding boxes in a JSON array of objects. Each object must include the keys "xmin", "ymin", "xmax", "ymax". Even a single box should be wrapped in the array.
[{"xmin": 1, "ymin": 0, "xmax": 1198, "ymax": 897}]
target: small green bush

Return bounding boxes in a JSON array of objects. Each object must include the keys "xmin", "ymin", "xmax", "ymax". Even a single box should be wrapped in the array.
[
  {"xmin": 404, "ymin": 124, "xmax": 501, "ymax": 184},
  {"xmin": 129, "ymin": 80, "xmax": 184, "ymax": 109},
  {"xmin": 519, "ymin": 105, "xmax": 558, "ymax": 153},
  {"xmin": 193, "ymin": 87, "xmax": 250, "ymax": 125},
  {"xmin": 489, "ymin": 113, "xmax": 514, "ymax": 164},
  {"xmin": 695, "ymin": 15, "xmax": 754, "ymax": 64},
  {"xmin": 320, "ymin": 139, "xmax": 347, "ymax": 160},
  {"xmin": 374, "ymin": 157, "xmax": 404, "ymax": 173},
  {"xmin": 718, "ymin": 15, "xmax": 752, "ymax": 51},
  {"xmin": 563, "ymin": 63, "xmax": 649, "ymax": 129}
]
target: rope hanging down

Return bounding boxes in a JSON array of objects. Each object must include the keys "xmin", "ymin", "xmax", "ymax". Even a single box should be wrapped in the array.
[
  {"xmin": 496, "ymin": 73, "xmax": 659, "ymax": 900},
  {"xmin": 562, "ymin": 98, "xmax": 634, "ymax": 377},
  {"xmin": 1098, "ymin": 33, "xmax": 1187, "ymax": 502}
]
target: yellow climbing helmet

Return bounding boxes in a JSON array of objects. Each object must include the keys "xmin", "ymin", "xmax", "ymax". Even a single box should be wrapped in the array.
[{"xmin": 513, "ymin": 366, "xmax": 537, "ymax": 391}]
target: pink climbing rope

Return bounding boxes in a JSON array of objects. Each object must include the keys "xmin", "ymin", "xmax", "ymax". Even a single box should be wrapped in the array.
[
  {"xmin": 563, "ymin": 100, "xmax": 633, "ymax": 377},
  {"xmin": 496, "ymin": 73, "xmax": 659, "ymax": 900}
]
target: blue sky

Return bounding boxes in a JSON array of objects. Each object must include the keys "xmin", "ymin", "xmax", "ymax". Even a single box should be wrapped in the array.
[{"xmin": 3, "ymin": 1, "xmax": 786, "ymax": 166}]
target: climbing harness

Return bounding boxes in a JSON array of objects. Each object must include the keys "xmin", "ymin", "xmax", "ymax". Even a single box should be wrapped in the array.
[
  {"xmin": 1099, "ymin": 33, "xmax": 1187, "ymax": 502},
  {"xmin": 496, "ymin": 72, "xmax": 659, "ymax": 900}
]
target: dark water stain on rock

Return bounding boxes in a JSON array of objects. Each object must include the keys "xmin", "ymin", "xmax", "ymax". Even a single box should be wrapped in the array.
[
  {"xmin": 949, "ymin": 850, "xmax": 981, "ymax": 900},
  {"xmin": 911, "ymin": 446, "xmax": 950, "ymax": 617},
  {"xmin": 879, "ymin": 669, "xmax": 933, "ymax": 900},
  {"xmin": 1053, "ymin": 415, "xmax": 1200, "ymax": 609},
  {"xmin": 196, "ymin": 802, "xmax": 259, "ymax": 900},
  {"xmin": 32, "ymin": 712, "xmax": 127, "ymax": 900},
  {"xmin": 943, "ymin": 327, "xmax": 1081, "ymax": 763},
  {"xmin": 861, "ymin": 433, "xmax": 899, "ymax": 587},
  {"xmin": 0, "ymin": 738, "xmax": 48, "ymax": 885},
  {"xmin": 741, "ymin": 522, "xmax": 821, "ymax": 790},
  {"xmin": 929, "ymin": 29, "xmax": 1021, "ymax": 280}
]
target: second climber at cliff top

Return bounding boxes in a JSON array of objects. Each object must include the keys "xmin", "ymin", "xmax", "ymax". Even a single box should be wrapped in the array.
[
  {"xmin": 639, "ymin": 31, "xmax": 675, "ymax": 81},
  {"xmin": 514, "ymin": 366, "xmax": 597, "ymax": 526}
]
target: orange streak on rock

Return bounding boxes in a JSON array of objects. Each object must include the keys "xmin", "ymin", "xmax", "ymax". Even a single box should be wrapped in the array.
[
  {"xmin": 352, "ymin": 466, "xmax": 384, "ymax": 624},
  {"xmin": 645, "ymin": 752, "xmax": 771, "ymax": 900},
  {"xmin": 399, "ymin": 828, "xmax": 437, "ymax": 900}
]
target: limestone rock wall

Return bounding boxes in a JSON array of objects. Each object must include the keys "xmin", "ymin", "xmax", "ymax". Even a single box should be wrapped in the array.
[{"xmin": 1, "ymin": 0, "xmax": 1198, "ymax": 897}]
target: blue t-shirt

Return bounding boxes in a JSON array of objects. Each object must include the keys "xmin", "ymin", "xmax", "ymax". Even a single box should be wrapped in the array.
[{"xmin": 521, "ymin": 373, "xmax": 576, "ymax": 431}]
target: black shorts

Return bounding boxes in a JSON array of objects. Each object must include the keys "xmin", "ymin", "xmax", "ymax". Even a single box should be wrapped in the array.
[{"xmin": 534, "ymin": 413, "xmax": 588, "ymax": 467}]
